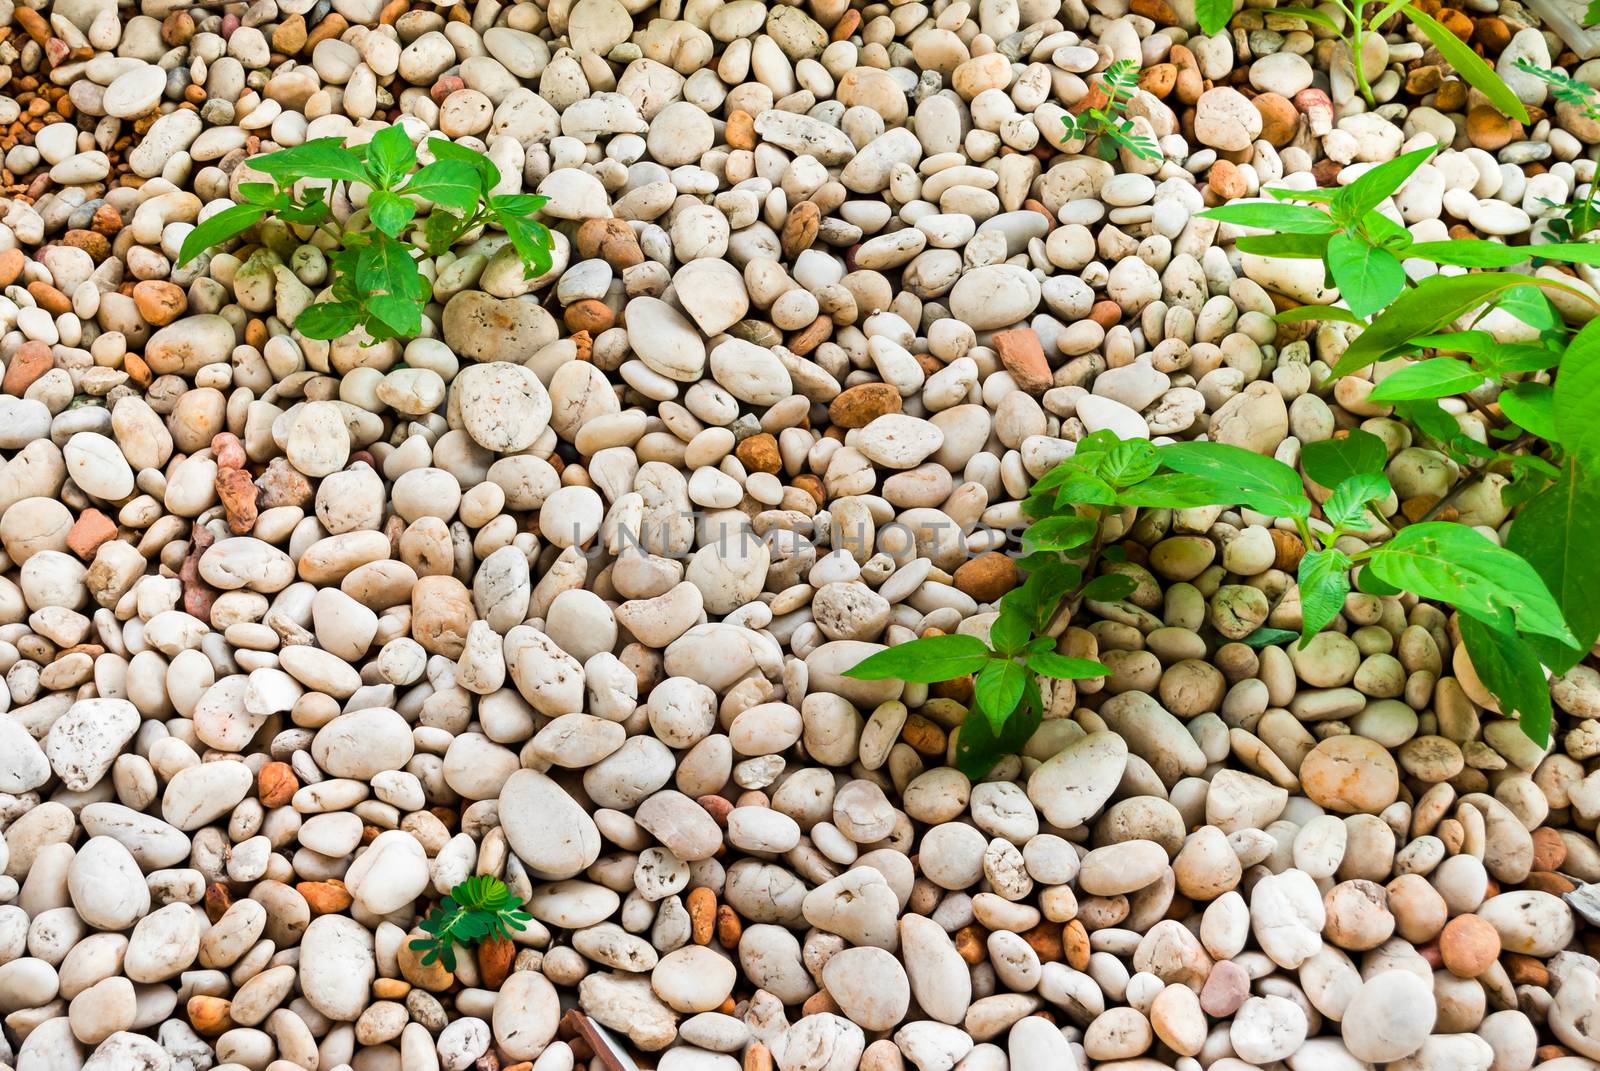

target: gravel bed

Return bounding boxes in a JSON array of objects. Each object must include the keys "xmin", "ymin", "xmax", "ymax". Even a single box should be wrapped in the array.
[{"xmin": 0, "ymin": 0, "xmax": 1598, "ymax": 1070}]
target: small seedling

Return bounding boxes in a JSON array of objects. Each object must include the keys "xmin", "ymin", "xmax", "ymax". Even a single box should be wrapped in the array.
[
  {"xmin": 1513, "ymin": 59, "xmax": 1600, "ymax": 241},
  {"xmin": 1061, "ymin": 60, "xmax": 1162, "ymax": 163},
  {"xmin": 410, "ymin": 875, "xmax": 532, "ymax": 972},
  {"xmin": 177, "ymin": 126, "xmax": 553, "ymax": 343}
]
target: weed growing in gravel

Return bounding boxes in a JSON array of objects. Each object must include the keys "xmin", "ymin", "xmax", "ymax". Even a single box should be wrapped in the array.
[
  {"xmin": 1276, "ymin": 0, "xmax": 1529, "ymax": 115},
  {"xmin": 410, "ymin": 875, "xmax": 531, "ymax": 972},
  {"xmin": 1059, "ymin": 59, "xmax": 1162, "ymax": 163},
  {"xmin": 177, "ymin": 127, "xmax": 552, "ymax": 343},
  {"xmin": 1513, "ymin": 59, "xmax": 1600, "ymax": 241}
]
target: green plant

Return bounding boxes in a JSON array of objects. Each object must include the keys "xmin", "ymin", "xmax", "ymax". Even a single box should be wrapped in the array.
[
  {"xmin": 177, "ymin": 126, "xmax": 553, "ymax": 343},
  {"xmin": 1270, "ymin": 1, "xmax": 1528, "ymax": 115},
  {"xmin": 1060, "ymin": 60, "xmax": 1162, "ymax": 163},
  {"xmin": 1200, "ymin": 145, "xmax": 1600, "ymax": 320},
  {"xmin": 849, "ymin": 422, "xmax": 1581, "ymax": 772},
  {"xmin": 1513, "ymin": 59, "xmax": 1600, "ymax": 242},
  {"xmin": 409, "ymin": 875, "xmax": 532, "ymax": 972}
]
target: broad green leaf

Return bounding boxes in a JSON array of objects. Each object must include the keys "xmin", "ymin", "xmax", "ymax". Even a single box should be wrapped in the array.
[
  {"xmin": 1194, "ymin": 0, "xmax": 1232, "ymax": 33},
  {"xmin": 1025, "ymin": 515, "xmax": 1096, "ymax": 552},
  {"xmin": 1393, "ymin": 398, "xmax": 1463, "ymax": 444},
  {"xmin": 1403, "ymin": 5, "xmax": 1529, "ymax": 123},
  {"xmin": 1507, "ymin": 457, "xmax": 1600, "ymax": 674},
  {"xmin": 1276, "ymin": 305, "xmax": 1364, "ymax": 325},
  {"xmin": 403, "ymin": 160, "xmax": 483, "ymax": 214},
  {"xmin": 1297, "ymin": 547, "xmax": 1352, "ymax": 644},
  {"xmin": 177, "ymin": 203, "xmax": 266, "ymax": 266},
  {"xmin": 1198, "ymin": 202, "xmax": 1335, "ymax": 233},
  {"xmin": 1099, "ymin": 439, "xmax": 1159, "ymax": 487},
  {"xmin": 1241, "ymin": 626, "xmax": 1299, "ymax": 647},
  {"xmin": 1497, "ymin": 382, "xmax": 1556, "ymax": 441},
  {"xmin": 490, "ymin": 193, "xmax": 549, "ymax": 215},
  {"xmin": 357, "ymin": 234, "xmax": 425, "ymax": 300},
  {"xmin": 954, "ymin": 690, "xmax": 1041, "ymax": 779},
  {"xmin": 364, "ymin": 293, "xmax": 422, "ymax": 339},
  {"xmin": 1331, "ymin": 273, "xmax": 1542, "ymax": 376},
  {"xmin": 1458, "ymin": 614, "xmax": 1553, "ymax": 746},
  {"xmin": 294, "ymin": 300, "xmax": 362, "ymax": 339},
  {"xmin": 1052, "ymin": 474, "xmax": 1117, "ymax": 508},
  {"xmin": 1080, "ymin": 574, "xmax": 1137, "ymax": 602},
  {"xmin": 428, "ymin": 138, "xmax": 500, "ymax": 189},
  {"xmin": 1234, "ymin": 233, "xmax": 1332, "ymax": 259},
  {"xmin": 367, "ymin": 190, "xmax": 417, "ymax": 238},
  {"xmin": 1403, "ymin": 239, "xmax": 1528, "ymax": 268},
  {"xmin": 237, "ymin": 182, "xmax": 283, "ymax": 207},
  {"xmin": 1116, "ymin": 473, "xmax": 1250, "ymax": 510},
  {"xmin": 1365, "ymin": 522, "xmax": 1575, "ymax": 643},
  {"xmin": 1355, "ymin": 563, "xmax": 1402, "ymax": 596},
  {"xmin": 1323, "ymin": 471, "xmax": 1391, "ymax": 529},
  {"xmin": 1327, "ymin": 233, "xmax": 1405, "ymax": 319},
  {"xmin": 1528, "ymin": 242, "xmax": 1600, "ymax": 266},
  {"xmin": 1369, "ymin": 357, "xmax": 1486, "ymax": 402},
  {"xmin": 844, "ymin": 634, "xmax": 992, "ymax": 683},
  {"xmin": 974, "ymin": 660, "xmax": 1027, "ymax": 732},
  {"xmin": 1495, "ymin": 284, "xmax": 1563, "ymax": 333},
  {"xmin": 1155, "ymin": 441, "xmax": 1311, "ymax": 519},
  {"xmin": 1301, "ymin": 429, "xmax": 1388, "ymax": 488},
  {"xmin": 1555, "ymin": 319, "xmax": 1600, "ymax": 467},
  {"xmin": 496, "ymin": 210, "xmax": 554, "ymax": 279},
  {"xmin": 1332, "ymin": 145, "xmax": 1436, "ymax": 223},
  {"xmin": 249, "ymin": 138, "xmax": 370, "ymax": 184},
  {"xmin": 1027, "ymin": 653, "xmax": 1111, "ymax": 679},
  {"xmin": 365, "ymin": 124, "xmax": 417, "ymax": 189},
  {"xmin": 424, "ymin": 208, "xmax": 467, "ymax": 255},
  {"xmin": 1014, "ymin": 560, "xmax": 1082, "ymax": 631},
  {"xmin": 989, "ymin": 608, "xmax": 1029, "ymax": 656}
]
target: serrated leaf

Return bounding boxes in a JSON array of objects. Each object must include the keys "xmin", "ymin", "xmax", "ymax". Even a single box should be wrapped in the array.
[
  {"xmin": 1098, "ymin": 438, "xmax": 1160, "ymax": 487},
  {"xmin": 1323, "ymin": 471, "xmax": 1391, "ymax": 529},
  {"xmin": 844, "ymin": 634, "xmax": 992, "ymax": 683},
  {"xmin": 989, "ymin": 607, "xmax": 1030, "ymax": 655},
  {"xmin": 1024, "ymin": 515, "xmax": 1096, "ymax": 552},
  {"xmin": 429, "ymin": 138, "xmax": 500, "ymax": 190},
  {"xmin": 368, "ymin": 190, "xmax": 418, "ymax": 237},
  {"xmin": 1297, "ymin": 547, "xmax": 1352, "ymax": 644},
  {"xmin": 249, "ymin": 137, "xmax": 370, "ymax": 184},
  {"xmin": 365, "ymin": 123, "xmax": 417, "ymax": 189}
]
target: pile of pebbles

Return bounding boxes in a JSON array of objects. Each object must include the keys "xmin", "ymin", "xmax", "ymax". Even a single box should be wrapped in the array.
[{"xmin": 1, "ymin": 0, "xmax": 1600, "ymax": 1069}]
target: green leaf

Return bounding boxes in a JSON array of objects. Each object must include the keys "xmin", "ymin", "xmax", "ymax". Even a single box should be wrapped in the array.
[
  {"xmin": 403, "ymin": 160, "xmax": 483, "ymax": 214},
  {"xmin": 428, "ymin": 138, "xmax": 500, "ymax": 190},
  {"xmin": 1194, "ymin": 0, "xmax": 1232, "ymax": 33},
  {"xmin": 1301, "ymin": 429, "xmax": 1388, "ymax": 488},
  {"xmin": 1241, "ymin": 626, "xmax": 1299, "ymax": 647},
  {"xmin": 974, "ymin": 660, "xmax": 1027, "ymax": 732},
  {"xmin": 364, "ymin": 293, "xmax": 423, "ymax": 339},
  {"xmin": 1155, "ymin": 441, "xmax": 1311, "ymax": 519},
  {"xmin": 1098, "ymin": 438, "xmax": 1160, "ymax": 487},
  {"xmin": 1327, "ymin": 234, "xmax": 1405, "ymax": 320},
  {"xmin": 1507, "ymin": 457, "xmax": 1600, "ymax": 674},
  {"xmin": 1323, "ymin": 471, "xmax": 1391, "ymax": 529},
  {"xmin": 1530, "ymin": 242, "xmax": 1600, "ymax": 267},
  {"xmin": 1297, "ymin": 547, "xmax": 1352, "ymax": 644},
  {"xmin": 490, "ymin": 193, "xmax": 549, "ymax": 215},
  {"xmin": 495, "ymin": 209, "xmax": 554, "ymax": 279},
  {"xmin": 365, "ymin": 124, "xmax": 417, "ymax": 190},
  {"xmin": 1198, "ymin": 202, "xmax": 1335, "ymax": 233},
  {"xmin": 1014, "ymin": 560, "xmax": 1082, "ymax": 632},
  {"xmin": 368, "ymin": 190, "xmax": 418, "ymax": 237},
  {"xmin": 1024, "ymin": 515, "xmax": 1096, "ymax": 552},
  {"xmin": 1393, "ymin": 398, "xmax": 1463, "ymax": 445},
  {"xmin": 989, "ymin": 608, "xmax": 1030, "ymax": 656},
  {"xmin": 1458, "ymin": 614, "xmax": 1553, "ymax": 746},
  {"xmin": 1276, "ymin": 305, "xmax": 1364, "ymax": 325},
  {"xmin": 1266, "ymin": 185, "xmax": 1337, "ymax": 204},
  {"xmin": 1275, "ymin": 3, "xmax": 1341, "ymax": 27},
  {"xmin": 1080, "ymin": 574, "xmax": 1137, "ymax": 602},
  {"xmin": 1234, "ymin": 233, "xmax": 1333, "ymax": 259},
  {"xmin": 1116, "ymin": 473, "xmax": 1248, "ymax": 510},
  {"xmin": 358, "ymin": 233, "xmax": 425, "ymax": 300},
  {"xmin": 237, "ymin": 182, "xmax": 283, "ymax": 207},
  {"xmin": 249, "ymin": 137, "xmax": 371, "ymax": 185},
  {"xmin": 294, "ymin": 300, "xmax": 362, "ymax": 339},
  {"xmin": 1497, "ymin": 382, "xmax": 1556, "ymax": 441},
  {"xmin": 1051, "ymin": 474, "xmax": 1117, "ymax": 508},
  {"xmin": 954, "ymin": 690, "xmax": 1041, "ymax": 779},
  {"xmin": 177, "ymin": 203, "xmax": 267, "ymax": 266},
  {"xmin": 1403, "ymin": 239, "xmax": 1529, "ymax": 268},
  {"xmin": 1555, "ymin": 319, "xmax": 1600, "ymax": 466},
  {"xmin": 1331, "ymin": 145, "xmax": 1437, "ymax": 223},
  {"xmin": 1332, "ymin": 273, "xmax": 1543, "ymax": 376},
  {"xmin": 424, "ymin": 208, "xmax": 467, "ymax": 255},
  {"xmin": 1403, "ymin": 5, "xmax": 1528, "ymax": 123},
  {"xmin": 1496, "ymin": 285, "xmax": 1563, "ymax": 333},
  {"xmin": 1027, "ymin": 653, "xmax": 1111, "ymax": 680},
  {"xmin": 844, "ymin": 634, "xmax": 992, "ymax": 683},
  {"xmin": 1365, "ymin": 522, "xmax": 1575, "ymax": 643},
  {"xmin": 1369, "ymin": 357, "xmax": 1486, "ymax": 402}
]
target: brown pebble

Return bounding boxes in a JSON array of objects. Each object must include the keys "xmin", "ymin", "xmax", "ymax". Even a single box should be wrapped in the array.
[{"xmin": 1439, "ymin": 914, "xmax": 1501, "ymax": 978}]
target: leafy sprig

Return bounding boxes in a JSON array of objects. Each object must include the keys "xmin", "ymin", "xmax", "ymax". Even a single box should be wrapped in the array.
[
  {"xmin": 177, "ymin": 127, "xmax": 552, "ymax": 343},
  {"xmin": 409, "ymin": 875, "xmax": 531, "ymax": 973},
  {"xmin": 1061, "ymin": 60, "xmax": 1162, "ymax": 163}
]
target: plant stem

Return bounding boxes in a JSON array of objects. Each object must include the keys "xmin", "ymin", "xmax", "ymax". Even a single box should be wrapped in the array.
[{"xmin": 1351, "ymin": 4, "xmax": 1377, "ymax": 106}]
